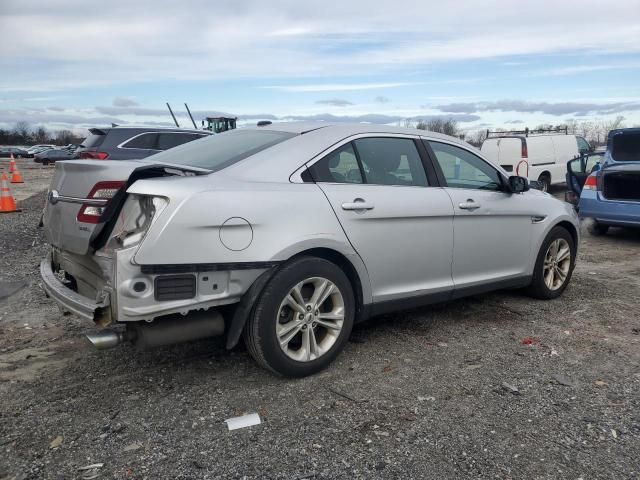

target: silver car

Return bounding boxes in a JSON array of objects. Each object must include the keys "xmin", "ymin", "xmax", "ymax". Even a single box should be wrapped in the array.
[{"xmin": 41, "ymin": 123, "xmax": 579, "ymax": 377}]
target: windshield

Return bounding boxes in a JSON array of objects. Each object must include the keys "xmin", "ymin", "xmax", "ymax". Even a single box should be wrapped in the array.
[
  {"xmin": 612, "ymin": 132, "xmax": 640, "ymax": 162},
  {"xmin": 149, "ymin": 129, "xmax": 296, "ymax": 171}
]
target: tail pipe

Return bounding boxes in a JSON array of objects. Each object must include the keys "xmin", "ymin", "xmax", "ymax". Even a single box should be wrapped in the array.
[{"xmin": 85, "ymin": 310, "xmax": 225, "ymax": 350}]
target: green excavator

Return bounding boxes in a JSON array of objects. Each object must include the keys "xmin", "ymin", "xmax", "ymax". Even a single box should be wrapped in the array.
[{"xmin": 167, "ymin": 103, "xmax": 237, "ymax": 133}]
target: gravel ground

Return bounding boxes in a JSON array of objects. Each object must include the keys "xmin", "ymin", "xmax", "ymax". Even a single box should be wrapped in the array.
[{"xmin": 1, "ymin": 176, "xmax": 639, "ymax": 479}]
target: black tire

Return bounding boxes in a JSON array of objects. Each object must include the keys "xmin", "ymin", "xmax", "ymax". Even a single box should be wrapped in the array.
[
  {"xmin": 244, "ymin": 256, "xmax": 355, "ymax": 377},
  {"xmin": 42, "ymin": 159, "xmax": 50, "ymax": 166},
  {"xmin": 537, "ymin": 174, "xmax": 551, "ymax": 193},
  {"xmin": 587, "ymin": 221, "xmax": 609, "ymax": 236},
  {"xmin": 526, "ymin": 226, "xmax": 576, "ymax": 300}
]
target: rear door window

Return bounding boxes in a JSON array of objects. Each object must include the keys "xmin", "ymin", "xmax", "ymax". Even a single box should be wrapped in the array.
[
  {"xmin": 156, "ymin": 133, "xmax": 207, "ymax": 151},
  {"xmin": 354, "ymin": 137, "xmax": 428, "ymax": 187},
  {"xmin": 308, "ymin": 143, "xmax": 363, "ymax": 184},
  {"xmin": 122, "ymin": 132, "xmax": 158, "ymax": 149}
]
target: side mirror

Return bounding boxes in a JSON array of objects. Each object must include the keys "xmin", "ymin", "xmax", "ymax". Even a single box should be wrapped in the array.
[{"xmin": 508, "ymin": 175, "xmax": 530, "ymax": 193}]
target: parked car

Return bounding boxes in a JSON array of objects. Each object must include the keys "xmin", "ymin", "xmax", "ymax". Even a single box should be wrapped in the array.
[
  {"xmin": 0, "ymin": 146, "xmax": 29, "ymax": 158},
  {"xmin": 33, "ymin": 148, "xmax": 78, "ymax": 165},
  {"xmin": 481, "ymin": 129, "xmax": 592, "ymax": 192},
  {"xmin": 76, "ymin": 126, "xmax": 210, "ymax": 160},
  {"xmin": 40, "ymin": 123, "xmax": 579, "ymax": 377},
  {"xmin": 570, "ymin": 128, "xmax": 640, "ymax": 235},
  {"xmin": 26, "ymin": 144, "xmax": 57, "ymax": 157}
]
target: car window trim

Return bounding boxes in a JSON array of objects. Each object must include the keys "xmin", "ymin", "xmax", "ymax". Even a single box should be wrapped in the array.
[
  {"xmin": 293, "ymin": 133, "xmax": 435, "ymax": 187},
  {"xmin": 117, "ymin": 132, "xmax": 158, "ymax": 150},
  {"xmin": 423, "ymin": 139, "xmax": 508, "ymax": 192}
]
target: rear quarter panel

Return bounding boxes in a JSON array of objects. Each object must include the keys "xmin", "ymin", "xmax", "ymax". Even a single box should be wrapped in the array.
[{"xmin": 130, "ymin": 175, "xmax": 372, "ymax": 302}]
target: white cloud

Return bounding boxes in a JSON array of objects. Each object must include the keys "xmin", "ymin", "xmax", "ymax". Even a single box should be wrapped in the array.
[
  {"xmin": 1, "ymin": 0, "xmax": 639, "ymax": 90},
  {"xmin": 263, "ymin": 82, "xmax": 420, "ymax": 92},
  {"xmin": 112, "ymin": 96, "xmax": 139, "ymax": 107}
]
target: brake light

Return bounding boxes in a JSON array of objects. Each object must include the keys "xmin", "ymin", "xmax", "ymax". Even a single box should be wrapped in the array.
[
  {"xmin": 521, "ymin": 141, "xmax": 528, "ymax": 158},
  {"xmin": 76, "ymin": 181, "xmax": 125, "ymax": 224},
  {"xmin": 79, "ymin": 151, "xmax": 109, "ymax": 160},
  {"xmin": 583, "ymin": 174, "xmax": 598, "ymax": 190}
]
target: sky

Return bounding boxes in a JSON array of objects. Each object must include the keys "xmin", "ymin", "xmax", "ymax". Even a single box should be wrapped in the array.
[{"xmin": 1, "ymin": 0, "xmax": 640, "ymax": 135}]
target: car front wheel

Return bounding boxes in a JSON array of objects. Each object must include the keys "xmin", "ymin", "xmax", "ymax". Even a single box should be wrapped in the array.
[
  {"xmin": 526, "ymin": 226, "xmax": 576, "ymax": 299},
  {"xmin": 244, "ymin": 256, "xmax": 355, "ymax": 377}
]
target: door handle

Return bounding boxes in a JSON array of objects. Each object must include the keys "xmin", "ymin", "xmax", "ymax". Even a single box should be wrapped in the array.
[
  {"xmin": 342, "ymin": 198, "xmax": 374, "ymax": 211},
  {"xmin": 458, "ymin": 199, "xmax": 481, "ymax": 211}
]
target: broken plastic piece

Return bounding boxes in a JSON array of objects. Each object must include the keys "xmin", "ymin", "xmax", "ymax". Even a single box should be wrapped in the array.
[{"xmin": 224, "ymin": 413, "xmax": 261, "ymax": 431}]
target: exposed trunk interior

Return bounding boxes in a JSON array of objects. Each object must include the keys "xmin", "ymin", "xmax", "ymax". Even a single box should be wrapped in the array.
[{"xmin": 603, "ymin": 172, "xmax": 640, "ymax": 201}]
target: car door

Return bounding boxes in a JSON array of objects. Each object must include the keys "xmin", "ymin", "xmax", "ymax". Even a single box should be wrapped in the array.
[
  {"xmin": 308, "ymin": 135, "xmax": 455, "ymax": 303},
  {"xmin": 567, "ymin": 153, "xmax": 603, "ymax": 194},
  {"xmin": 425, "ymin": 140, "xmax": 534, "ymax": 292}
]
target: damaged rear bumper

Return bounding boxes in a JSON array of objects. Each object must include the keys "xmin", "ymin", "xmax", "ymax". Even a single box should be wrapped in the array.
[{"xmin": 40, "ymin": 257, "xmax": 110, "ymax": 323}]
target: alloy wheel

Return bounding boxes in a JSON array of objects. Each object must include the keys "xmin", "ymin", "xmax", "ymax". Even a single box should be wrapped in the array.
[
  {"xmin": 276, "ymin": 277, "xmax": 345, "ymax": 362},
  {"xmin": 543, "ymin": 238, "xmax": 571, "ymax": 290}
]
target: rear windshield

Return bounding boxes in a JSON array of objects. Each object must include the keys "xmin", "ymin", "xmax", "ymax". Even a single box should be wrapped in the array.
[
  {"xmin": 149, "ymin": 129, "xmax": 296, "ymax": 171},
  {"xmin": 612, "ymin": 132, "xmax": 640, "ymax": 162},
  {"xmin": 81, "ymin": 132, "xmax": 106, "ymax": 149}
]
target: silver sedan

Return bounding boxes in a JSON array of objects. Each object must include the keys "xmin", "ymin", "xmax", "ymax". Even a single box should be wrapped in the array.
[{"xmin": 41, "ymin": 123, "xmax": 579, "ymax": 377}]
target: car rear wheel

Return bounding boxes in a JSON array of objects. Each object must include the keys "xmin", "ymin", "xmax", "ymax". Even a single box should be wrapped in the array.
[
  {"xmin": 526, "ymin": 226, "xmax": 576, "ymax": 300},
  {"xmin": 587, "ymin": 221, "xmax": 609, "ymax": 236},
  {"xmin": 244, "ymin": 256, "xmax": 355, "ymax": 377},
  {"xmin": 537, "ymin": 174, "xmax": 551, "ymax": 193}
]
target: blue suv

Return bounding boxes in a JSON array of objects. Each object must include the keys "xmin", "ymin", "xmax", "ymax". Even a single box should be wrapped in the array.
[{"xmin": 569, "ymin": 128, "xmax": 640, "ymax": 235}]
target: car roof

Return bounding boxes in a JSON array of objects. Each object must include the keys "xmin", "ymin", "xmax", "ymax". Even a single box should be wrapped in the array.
[
  {"xmin": 89, "ymin": 126, "xmax": 209, "ymax": 135},
  {"xmin": 220, "ymin": 122, "xmax": 476, "ymax": 182},
  {"xmin": 255, "ymin": 121, "xmax": 468, "ymax": 145}
]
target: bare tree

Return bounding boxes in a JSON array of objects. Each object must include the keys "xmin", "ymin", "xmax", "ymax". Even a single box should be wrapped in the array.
[
  {"xmin": 56, "ymin": 129, "xmax": 76, "ymax": 145},
  {"xmin": 466, "ymin": 129, "xmax": 488, "ymax": 148},
  {"xmin": 12, "ymin": 121, "xmax": 31, "ymax": 144},
  {"xmin": 416, "ymin": 118, "xmax": 460, "ymax": 137},
  {"xmin": 33, "ymin": 126, "xmax": 49, "ymax": 144}
]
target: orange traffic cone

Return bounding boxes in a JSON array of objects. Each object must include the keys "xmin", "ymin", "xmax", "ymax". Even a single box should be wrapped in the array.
[
  {"xmin": 10, "ymin": 164, "xmax": 24, "ymax": 183},
  {"xmin": 8, "ymin": 155, "xmax": 16, "ymax": 173},
  {"xmin": 0, "ymin": 172, "xmax": 18, "ymax": 213}
]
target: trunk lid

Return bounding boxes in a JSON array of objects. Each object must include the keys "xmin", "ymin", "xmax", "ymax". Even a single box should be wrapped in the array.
[{"xmin": 43, "ymin": 160, "xmax": 210, "ymax": 255}]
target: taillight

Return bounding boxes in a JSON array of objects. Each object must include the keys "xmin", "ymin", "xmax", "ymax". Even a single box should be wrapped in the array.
[
  {"xmin": 583, "ymin": 174, "xmax": 598, "ymax": 190},
  {"xmin": 79, "ymin": 151, "xmax": 109, "ymax": 160},
  {"xmin": 76, "ymin": 181, "xmax": 125, "ymax": 223},
  {"xmin": 521, "ymin": 141, "xmax": 528, "ymax": 158}
]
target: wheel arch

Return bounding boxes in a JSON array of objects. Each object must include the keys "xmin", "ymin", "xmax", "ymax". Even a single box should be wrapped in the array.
[
  {"xmin": 226, "ymin": 246, "xmax": 371, "ymax": 350},
  {"xmin": 538, "ymin": 170, "xmax": 551, "ymax": 181},
  {"xmin": 555, "ymin": 220, "xmax": 578, "ymax": 247}
]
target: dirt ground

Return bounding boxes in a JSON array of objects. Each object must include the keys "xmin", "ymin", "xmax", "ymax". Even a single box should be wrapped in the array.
[{"xmin": 1, "ymin": 159, "xmax": 639, "ymax": 479}]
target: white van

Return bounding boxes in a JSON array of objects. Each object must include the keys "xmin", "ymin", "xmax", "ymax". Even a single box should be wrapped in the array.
[{"xmin": 481, "ymin": 129, "xmax": 592, "ymax": 191}]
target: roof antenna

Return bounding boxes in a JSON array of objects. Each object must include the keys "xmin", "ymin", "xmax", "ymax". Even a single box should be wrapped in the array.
[
  {"xmin": 184, "ymin": 103, "xmax": 198, "ymax": 129},
  {"xmin": 166, "ymin": 102, "xmax": 180, "ymax": 128}
]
